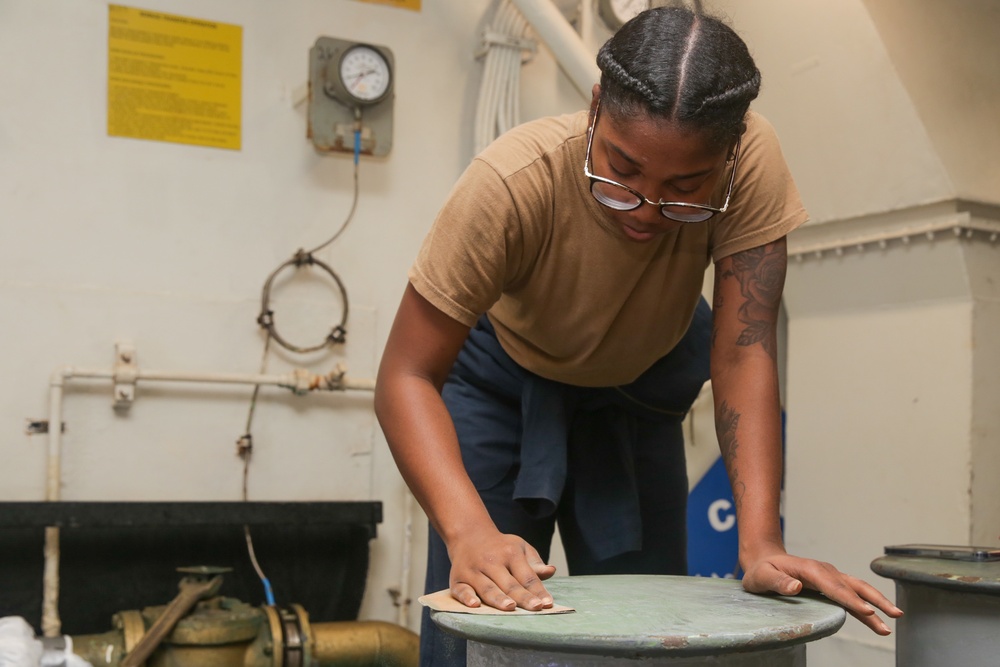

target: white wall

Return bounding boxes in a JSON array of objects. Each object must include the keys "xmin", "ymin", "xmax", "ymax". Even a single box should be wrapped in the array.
[
  {"xmin": 860, "ymin": 0, "xmax": 1000, "ymax": 202},
  {"xmin": 782, "ymin": 212, "xmax": 1000, "ymax": 667},
  {"xmin": 0, "ymin": 0, "xmax": 588, "ymax": 632},
  {"xmin": 2, "ymin": 1, "xmax": 997, "ymax": 663},
  {"xmin": 715, "ymin": 0, "xmax": 953, "ymax": 223},
  {"xmin": 969, "ymin": 241, "xmax": 1000, "ymax": 547},
  {"xmin": 714, "ymin": 3, "xmax": 1000, "ymax": 665}
]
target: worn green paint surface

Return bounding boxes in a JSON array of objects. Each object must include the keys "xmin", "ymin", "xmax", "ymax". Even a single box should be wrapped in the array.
[
  {"xmin": 871, "ymin": 556, "xmax": 1000, "ymax": 667},
  {"xmin": 432, "ymin": 575, "xmax": 845, "ymax": 659},
  {"xmin": 872, "ymin": 555, "xmax": 1000, "ymax": 595}
]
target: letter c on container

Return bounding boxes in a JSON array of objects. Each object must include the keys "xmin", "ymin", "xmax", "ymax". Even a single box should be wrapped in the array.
[{"xmin": 708, "ymin": 498, "xmax": 736, "ymax": 532}]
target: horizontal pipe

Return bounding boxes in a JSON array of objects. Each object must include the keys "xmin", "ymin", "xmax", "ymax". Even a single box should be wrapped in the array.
[
  {"xmin": 138, "ymin": 368, "xmax": 375, "ymax": 392},
  {"xmin": 69, "ymin": 619, "xmax": 418, "ymax": 667},
  {"xmin": 53, "ymin": 365, "xmax": 375, "ymax": 392},
  {"xmin": 312, "ymin": 620, "xmax": 419, "ymax": 667}
]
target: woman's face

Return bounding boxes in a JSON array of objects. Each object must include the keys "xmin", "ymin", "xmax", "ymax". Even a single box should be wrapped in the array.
[{"xmin": 588, "ymin": 104, "xmax": 732, "ymax": 243}]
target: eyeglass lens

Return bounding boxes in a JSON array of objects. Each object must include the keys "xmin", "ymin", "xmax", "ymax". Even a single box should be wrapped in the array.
[{"xmin": 590, "ymin": 181, "xmax": 716, "ymax": 223}]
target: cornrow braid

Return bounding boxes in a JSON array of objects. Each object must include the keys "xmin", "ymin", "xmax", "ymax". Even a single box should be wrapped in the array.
[
  {"xmin": 596, "ymin": 48, "xmax": 656, "ymax": 101},
  {"xmin": 596, "ymin": 6, "xmax": 761, "ymax": 149},
  {"xmin": 692, "ymin": 71, "xmax": 762, "ymax": 116}
]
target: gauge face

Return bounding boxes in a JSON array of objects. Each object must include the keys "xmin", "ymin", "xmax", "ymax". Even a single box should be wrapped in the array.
[
  {"xmin": 599, "ymin": 0, "xmax": 651, "ymax": 30},
  {"xmin": 338, "ymin": 45, "xmax": 392, "ymax": 104}
]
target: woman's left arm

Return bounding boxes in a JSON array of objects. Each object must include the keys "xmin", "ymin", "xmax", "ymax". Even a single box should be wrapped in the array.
[{"xmin": 710, "ymin": 237, "xmax": 902, "ymax": 636}]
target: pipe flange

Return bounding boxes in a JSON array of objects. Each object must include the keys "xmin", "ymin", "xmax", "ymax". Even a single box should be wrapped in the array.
[
  {"xmin": 289, "ymin": 604, "xmax": 313, "ymax": 660},
  {"xmin": 281, "ymin": 608, "xmax": 303, "ymax": 667},
  {"xmin": 262, "ymin": 605, "xmax": 312, "ymax": 667},
  {"xmin": 113, "ymin": 610, "xmax": 147, "ymax": 666},
  {"xmin": 262, "ymin": 606, "xmax": 285, "ymax": 667}
]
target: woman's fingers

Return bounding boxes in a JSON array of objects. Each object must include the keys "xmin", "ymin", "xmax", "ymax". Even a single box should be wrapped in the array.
[
  {"xmin": 449, "ymin": 532, "xmax": 555, "ymax": 611},
  {"xmin": 743, "ymin": 554, "xmax": 903, "ymax": 636}
]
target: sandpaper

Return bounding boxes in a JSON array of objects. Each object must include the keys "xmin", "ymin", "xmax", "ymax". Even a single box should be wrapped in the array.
[{"xmin": 418, "ymin": 589, "xmax": 575, "ymax": 615}]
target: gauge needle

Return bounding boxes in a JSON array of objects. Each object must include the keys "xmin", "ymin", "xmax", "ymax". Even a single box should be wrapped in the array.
[{"xmin": 351, "ymin": 69, "xmax": 376, "ymax": 87}]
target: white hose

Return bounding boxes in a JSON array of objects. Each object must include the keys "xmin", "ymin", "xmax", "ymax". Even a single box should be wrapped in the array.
[{"xmin": 474, "ymin": 0, "xmax": 531, "ymax": 155}]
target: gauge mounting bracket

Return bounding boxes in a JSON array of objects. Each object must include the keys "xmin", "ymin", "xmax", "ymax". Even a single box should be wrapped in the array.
[{"xmin": 308, "ymin": 36, "xmax": 394, "ymax": 157}]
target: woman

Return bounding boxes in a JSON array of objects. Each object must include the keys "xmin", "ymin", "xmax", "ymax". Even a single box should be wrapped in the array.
[{"xmin": 375, "ymin": 7, "xmax": 901, "ymax": 665}]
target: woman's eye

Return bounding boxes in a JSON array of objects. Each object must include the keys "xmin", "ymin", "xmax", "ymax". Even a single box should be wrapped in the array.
[
  {"xmin": 608, "ymin": 164, "xmax": 635, "ymax": 178},
  {"xmin": 672, "ymin": 180, "xmax": 704, "ymax": 195}
]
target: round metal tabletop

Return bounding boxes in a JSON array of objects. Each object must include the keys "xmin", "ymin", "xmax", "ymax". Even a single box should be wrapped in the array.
[
  {"xmin": 431, "ymin": 574, "xmax": 846, "ymax": 659},
  {"xmin": 871, "ymin": 555, "xmax": 1000, "ymax": 596}
]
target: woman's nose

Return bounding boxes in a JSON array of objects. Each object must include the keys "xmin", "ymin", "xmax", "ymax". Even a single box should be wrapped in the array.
[{"xmin": 632, "ymin": 199, "xmax": 667, "ymax": 226}]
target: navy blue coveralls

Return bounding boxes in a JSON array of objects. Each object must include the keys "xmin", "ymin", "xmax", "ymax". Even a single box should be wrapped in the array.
[{"xmin": 420, "ymin": 298, "xmax": 713, "ymax": 667}]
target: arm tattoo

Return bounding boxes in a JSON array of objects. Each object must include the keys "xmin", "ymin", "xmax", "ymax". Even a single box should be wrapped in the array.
[
  {"xmin": 716, "ymin": 400, "xmax": 745, "ymax": 509},
  {"xmin": 718, "ymin": 243, "xmax": 785, "ymax": 362}
]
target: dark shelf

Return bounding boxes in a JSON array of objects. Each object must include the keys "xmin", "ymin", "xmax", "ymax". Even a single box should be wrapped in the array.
[
  {"xmin": 0, "ymin": 500, "xmax": 384, "ymax": 634},
  {"xmin": 0, "ymin": 501, "xmax": 382, "ymax": 537}
]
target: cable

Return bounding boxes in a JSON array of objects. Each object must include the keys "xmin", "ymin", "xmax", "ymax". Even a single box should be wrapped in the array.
[
  {"xmin": 254, "ymin": 112, "xmax": 358, "ymax": 354},
  {"xmin": 239, "ymin": 104, "xmax": 363, "ymax": 608},
  {"xmin": 306, "ymin": 108, "xmax": 363, "ymax": 256},
  {"xmin": 237, "ymin": 332, "xmax": 276, "ymax": 605},
  {"xmin": 245, "ymin": 525, "xmax": 276, "ymax": 606},
  {"xmin": 256, "ymin": 250, "xmax": 349, "ymax": 354}
]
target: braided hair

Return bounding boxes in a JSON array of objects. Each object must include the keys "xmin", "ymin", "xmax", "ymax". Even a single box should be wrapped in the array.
[{"xmin": 596, "ymin": 6, "xmax": 761, "ymax": 150}]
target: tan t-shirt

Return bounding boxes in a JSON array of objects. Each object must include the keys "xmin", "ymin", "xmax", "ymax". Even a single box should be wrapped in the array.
[{"xmin": 410, "ymin": 110, "xmax": 807, "ymax": 387}]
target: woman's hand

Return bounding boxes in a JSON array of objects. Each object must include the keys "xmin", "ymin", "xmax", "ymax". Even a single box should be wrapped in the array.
[
  {"xmin": 447, "ymin": 526, "xmax": 556, "ymax": 611},
  {"xmin": 376, "ymin": 286, "xmax": 557, "ymax": 611},
  {"xmin": 741, "ymin": 550, "xmax": 903, "ymax": 635}
]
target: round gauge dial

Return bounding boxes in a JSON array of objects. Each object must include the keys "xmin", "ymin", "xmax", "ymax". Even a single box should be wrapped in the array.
[
  {"xmin": 337, "ymin": 44, "xmax": 393, "ymax": 105},
  {"xmin": 598, "ymin": 0, "xmax": 652, "ymax": 31}
]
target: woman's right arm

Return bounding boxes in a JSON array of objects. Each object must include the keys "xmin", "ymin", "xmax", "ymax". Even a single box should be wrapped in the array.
[{"xmin": 374, "ymin": 283, "xmax": 555, "ymax": 611}]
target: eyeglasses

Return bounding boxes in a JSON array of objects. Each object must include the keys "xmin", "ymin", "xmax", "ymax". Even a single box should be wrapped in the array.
[{"xmin": 584, "ymin": 98, "xmax": 740, "ymax": 223}]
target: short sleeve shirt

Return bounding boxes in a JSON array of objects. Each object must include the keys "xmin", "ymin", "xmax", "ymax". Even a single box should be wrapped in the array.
[{"xmin": 409, "ymin": 110, "xmax": 807, "ymax": 387}]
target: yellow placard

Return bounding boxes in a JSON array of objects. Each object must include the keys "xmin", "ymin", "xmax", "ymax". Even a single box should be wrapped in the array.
[
  {"xmin": 352, "ymin": 0, "xmax": 421, "ymax": 11},
  {"xmin": 107, "ymin": 5, "xmax": 242, "ymax": 150}
]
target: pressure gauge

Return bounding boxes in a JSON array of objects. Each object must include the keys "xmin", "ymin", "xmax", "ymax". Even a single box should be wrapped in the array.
[
  {"xmin": 324, "ymin": 43, "xmax": 394, "ymax": 107},
  {"xmin": 598, "ymin": 0, "xmax": 652, "ymax": 31}
]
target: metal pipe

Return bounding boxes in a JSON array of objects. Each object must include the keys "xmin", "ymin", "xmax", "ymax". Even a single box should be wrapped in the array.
[
  {"xmin": 133, "ymin": 367, "xmax": 372, "ymax": 391},
  {"xmin": 508, "ymin": 0, "xmax": 600, "ymax": 99},
  {"xmin": 311, "ymin": 620, "xmax": 419, "ymax": 667},
  {"xmin": 71, "ymin": 616, "xmax": 419, "ymax": 667},
  {"xmin": 39, "ymin": 363, "xmax": 376, "ymax": 637},
  {"xmin": 41, "ymin": 527, "xmax": 61, "ymax": 638},
  {"xmin": 40, "ymin": 369, "xmax": 83, "ymax": 637}
]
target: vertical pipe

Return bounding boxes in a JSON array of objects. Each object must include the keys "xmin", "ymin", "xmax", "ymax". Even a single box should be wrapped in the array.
[
  {"xmin": 47, "ymin": 372, "xmax": 64, "ymax": 502},
  {"xmin": 507, "ymin": 0, "xmax": 600, "ymax": 100},
  {"xmin": 42, "ymin": 371, "xmax": 65, "ymax": 637},
  {"xmin": 579, "ymin": 0, "xmax": 598, "ymax": 52}
]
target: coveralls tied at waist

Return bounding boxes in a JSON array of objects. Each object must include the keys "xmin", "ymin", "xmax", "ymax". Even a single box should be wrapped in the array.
[{"xmin": 443, "ymin": 298, "xmax": 712, "ymax": 562}]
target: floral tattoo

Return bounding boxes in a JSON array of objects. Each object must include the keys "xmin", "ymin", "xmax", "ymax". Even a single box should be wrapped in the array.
[{"xmin": 717, "ymin": 242, "xmax": 785, "ymax": 361}]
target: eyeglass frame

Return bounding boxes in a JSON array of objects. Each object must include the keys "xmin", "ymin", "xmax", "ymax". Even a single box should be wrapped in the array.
[{"xmin": 583, "ymin": 97, "xmax": 741, "ymax": 223}]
